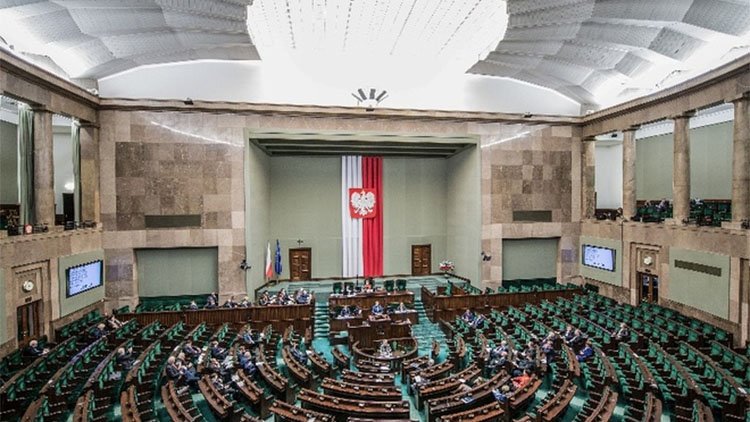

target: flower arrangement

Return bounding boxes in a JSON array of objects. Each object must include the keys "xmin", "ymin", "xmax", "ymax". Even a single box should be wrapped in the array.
[{"xmin": 439, "ymin": 260, "xmax": 455, "ymax": 273}]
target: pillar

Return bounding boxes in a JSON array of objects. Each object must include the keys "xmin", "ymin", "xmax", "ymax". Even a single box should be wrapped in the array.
[
  {"xmin": 672, "ymin": 111, "xmax": 694, "ymax": 224},
  {"xmin": 32, "ymin": 109, "xmax": 54, "ymax": 225},
  {"xmin": 581, "ymin": 137, "xmax": 596, "ymax": 219},
  {"xmin": 731, "ymin": 94, "xmax": 750, "ymax": 224},
  {"xmin": 79, "ymin": 123, "xmax": 100, "ymax": 223},
  {"xmin": 622, "ymin": 126, "xmax": 639, "ymax": 219}
]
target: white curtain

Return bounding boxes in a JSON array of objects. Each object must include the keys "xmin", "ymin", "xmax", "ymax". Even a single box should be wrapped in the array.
[{"xmin": 341, "ymin": 156, "xmax": 363, "ymax": 278}]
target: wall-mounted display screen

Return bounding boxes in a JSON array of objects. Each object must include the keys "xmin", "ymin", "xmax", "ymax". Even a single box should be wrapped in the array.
[
  {"xmin": 582, "ymin": 244, "xmax": 616, "ymax": 272},
  {"xmin": 66, "ymin": 260, "xmax": 103, "ymax": 297}
]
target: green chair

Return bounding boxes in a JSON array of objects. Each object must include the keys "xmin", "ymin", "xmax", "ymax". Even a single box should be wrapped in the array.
[
  {"xmin": 332, "ymin": 282, "xmax": 343, "ymax": 294},
  {"xmin": 396, "ymin": 279, "xmax": 407, "ymax": 291},
  {"xmin": 384, "ymin": 279, "xmax": 394, "ymax": 292}
]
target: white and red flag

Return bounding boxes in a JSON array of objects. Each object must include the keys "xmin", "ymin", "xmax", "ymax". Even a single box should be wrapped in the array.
[{"xmin": 341, "ymin": 156, "xmax": 383, "ymax": 278}]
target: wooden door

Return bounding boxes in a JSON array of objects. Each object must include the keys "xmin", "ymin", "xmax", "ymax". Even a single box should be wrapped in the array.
[
  {"xmin": 17, "ymin": 300, "xmax": 41, "ymax": 344},
  {"xmin": 411, "ymin": 244, "xmax": 432, "ymax": 276},
  {"xmin": 638, "ymin": 272, "xmax": 660, "ymax": 303},
  {"xmin": 289, "ymin": 248, "xmax": 312, "ymax": 281}
]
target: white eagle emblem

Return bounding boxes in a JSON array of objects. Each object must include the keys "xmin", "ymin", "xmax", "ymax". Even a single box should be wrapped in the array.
[{"xmin": 350, "ymin": 190, "xmax": 376, "ymax": 217}]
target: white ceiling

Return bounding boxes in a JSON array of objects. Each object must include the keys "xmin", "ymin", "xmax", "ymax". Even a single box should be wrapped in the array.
[
  {"xmin": 469, "ymin": 0, "xmax": 750, "ymax": 107},
  {"xmin": 0, "ymin": 0, "xmax": 259, "ymax": 79},
  {"xmin": 1, "ymin": 0, "xmax": 750, "ymax": 112}
]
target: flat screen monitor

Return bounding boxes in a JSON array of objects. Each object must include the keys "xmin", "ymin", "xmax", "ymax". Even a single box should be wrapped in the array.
[
  {"xmin": 66, "ymin": 260, "xmax": 103, "ymax": 297},
  {"xmin": 582, "ymin": 244, "xmax": 616, "ymax": 272}
]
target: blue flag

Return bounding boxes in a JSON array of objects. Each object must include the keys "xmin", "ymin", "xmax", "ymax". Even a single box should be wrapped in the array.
[{"xmin": 274, "ymin": 240, "xmax": 282, "ymax": 275}]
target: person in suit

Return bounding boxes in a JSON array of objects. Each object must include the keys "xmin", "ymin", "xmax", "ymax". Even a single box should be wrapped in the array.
[
  {"xmin": 378, "ymin": 340, "xmax": 393, "ymax": 358},
  {"xmin": 396, "ymin": 302, "xmax": 408, "ymax": 313},
  {"xmin": 210, "ymin": 341, "xmax": 227, "ymax": 360},
  {"xmin": 296, "ymin": 289, "xmax": 310, "ymax": 304},
  {"xmin": 106, "ymin": 313, "xmax": 124, "ymax": 330},
  {"xmin": 23, "ymin": 339, "xmax": 47, "ymax": 357},
  {"xmin": 166, "ymin": 356, "xmax": 181, "ymax": 380},
  {"xmin": 277, "ymin": 289, "xmax": 289, "ymax": 304},
  {"xmin": 371, "ymin": 301, "xmax": 384, "ymax": 315},
  {"xmin": 188, "ymin": 301, "xmax": 199, "ymax": 310},
  {"xmin": 471, "ymin": 313, "xmax": 485, "ymax": 329},
  {"xmin": 461, "ymin": 309, "xmax": 475, "ymax": 323},
  {"xmin": 567, "ymin": 329, "xmax": 586, "ymax": 349},
  {"xmin": 614, "ymin": 323, "xmax": 630, "ymax": 341},
  {"xmin": 541, "ymin": 339, "xmax": 556, "ymax": 363},
  {"xmin": 205, "ymin": 292, "xmax": 218, "ymax": 309},
  {"xmin": 238, "ymin": 296, "xmax": 251, "ymax": 307},
  {"xmin": 182, "ymin": 339, "xmax": 201, "ymax": 360},
  {"xmin": 577, "ymin": 340, "xmax": 595, "ymax": 362},
  {"xmin": 258, "ymin": 291, "xmax": 271, "ymax": 306},
  {"xmin": 91, "ymin": 323, "xmax": 108, "ymax": 339},
  {"xmin": 490, "ymin": 341, "xmax": 508, "ymax": 359},
  {"xmin": 291, "ymin": 343, "xmax": 308, "ymax": 364},
  {"xmin": 561, "ymin": 325, "xmax": 575, "ymax": 343},
  {"xmin": 338, "ymin": 306, "xmax": 351, "ymax": 318},
  {"xmin": 116, "ymin": 346, "xmax": 134, "ymax": 371},
  {"xmin": 223, "ymin": 295, "xmax": 237, "ymax": 308}
]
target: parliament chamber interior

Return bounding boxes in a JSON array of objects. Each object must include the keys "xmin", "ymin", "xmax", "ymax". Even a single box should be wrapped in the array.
[{"xmin": 1, "ymin": 1, "xmax": 750, "ymax": 421}]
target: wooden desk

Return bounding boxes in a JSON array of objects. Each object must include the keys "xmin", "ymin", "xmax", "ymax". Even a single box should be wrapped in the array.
[
  {"xmin": 328, "ymin": 291, "xmax": 414, "ymax": 310},
  {"xmin": 438, "ymin": 401, "xmax": 505, "ymax": 422},
  {"xmin": 332, "ymin": 347, "xmax": 350, "ymax": 370},
  {"xmin": 257, "ymin": 345, "xmax": 292, "ymax": 403},
  {"xmin": 583, "ymin": 387, "xmax": 618, "ymax": 422},
  {"xmin": 270, "ymin": 400, "xmax": 335, "ymax": 422},
  {"xmin": 297, "ymin": 388, "xmax": 410, "ymax": 422},
  {"xmin": 341, "ymin": 369, "xmax": 396, "ymax": 386},
  {"xmin": 236, "ymin": 368, "xmax": 271, "ymax": 419},
  {"xmin": 351, "ymin": 337, "xmax": 418, "ymax": 371},
  {"xmin": 416, "ymin": 364, "xmax": 481, "ymax": 410},
  {"xmin": 537, "ymin": 379, "xmax": 577, "ymax": 422},
  {"xmin": 321, "ymin": 378, "xmax": 403, "ymax": 401},
  {"xmin": 282, "ymin": 346, "xmax": 312, "ymax": 388},
  {"xmin": 426, "ymin": 371, "xmax": 511, "ymax": 422}
]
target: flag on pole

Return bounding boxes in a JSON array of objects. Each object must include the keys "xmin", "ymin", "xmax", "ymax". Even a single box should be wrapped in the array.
[
  {"xmin": 265, "ymin": 242, "xmax": 273, "ymax": 279},
  {"xmin": 274, "ymin": 239, "xmax": 283, "ymax": 276}
]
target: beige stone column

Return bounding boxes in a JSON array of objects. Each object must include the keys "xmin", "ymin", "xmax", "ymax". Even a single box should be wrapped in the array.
[
  {"xmin": 79, "ymin": 123, "xmax": 100, "ymax": 223},
  {"xmin": 581, "ymin": 137, "xmax": 596, "ymax": 219},
  {"xmin": 731, "ymin": 94, "xmax": 750, "ymax": 224},
  {"xmin": 622, "ymin": 126, "xmax": 639, "ymax": 219},
  {"xmin": 672, "ymin": 111, "xmax": 694, "ymax": 224},
  {"xmin": 33, "ymin": 109, "xmax": 54, "ymax": 225}
]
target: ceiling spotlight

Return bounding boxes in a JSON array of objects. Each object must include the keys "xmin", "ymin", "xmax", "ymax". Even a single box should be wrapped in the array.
[{"xmin": 351, "ymin": 88, "xmax": 388, "ymax": 111}]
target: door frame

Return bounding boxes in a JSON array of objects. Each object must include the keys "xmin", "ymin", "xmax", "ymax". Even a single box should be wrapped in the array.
[
  {"xmin": 637, "ymin": 272, "xmax": 660, "ymax": 304},
  {"xmin": 289, "ymin": 247, "xmax": 312, "ymax": 281},
  {"xmin": 16, "ymin": 299, "xmax": 42, "ymax": 344},
  {"xmin": 411, "ymin": 244, "xmax": 432, "ymax": 276}
]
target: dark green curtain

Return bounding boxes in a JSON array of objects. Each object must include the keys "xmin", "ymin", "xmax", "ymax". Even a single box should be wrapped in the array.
[{"xmin": 17, "ymin": 104, "xmax": 34, "ymax": 225}]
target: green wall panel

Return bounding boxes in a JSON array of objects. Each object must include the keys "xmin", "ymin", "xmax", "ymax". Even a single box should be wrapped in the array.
[
  {"xmin": 244, "ymin": 143, "xmax": 271, "ymax": 295},
  {"xmin": 668, "ymin": 247, "xmax": 730, "ymax": 319},
  {"xmin": 58, "ymin": 249, "xmax": 105, "ymax": 317},
  {"xmin": 136, "ymin": 248, "xmax": 218, "ymax": 297},
  {"xmin": 446, "ymin": 147, "xmax": 481, "ymax": 284},
  {"xmin": 502, "ymin": 238, "xmax": 558, "ymax": 280},
  {"xmin": 579, "ymin": 236, "xmax": 622, "ymax": 286},
  {"xmin": 1, "ymin": 120, "xmax": 19, "ymax": 204},
  {"xmin": 636, "ymin": 121, "xmax": 732, "ymax": 200}
]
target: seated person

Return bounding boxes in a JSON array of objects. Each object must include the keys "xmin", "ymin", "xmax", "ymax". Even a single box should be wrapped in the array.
[
  {"xmin": 471, "ymin": 313, "xmax": 485, "ymax": 329},
  {"xmin": 223, "ymin": 295, "xmax": 237, "ymax": 308},
  {"xmin": 512, "ymin": 370, "xmax": 532, "ymax": 390},
  {"xmin": 116, "ymin": 346, "xmax": 135, "ymax": 371},
  {"xmin": 188, "ymin": 301, "xmax": 199, "ymax": 310},
  {"xmin": 456, "ymin": 378, "xmax": 472, "ymax": 394},
  {"xmin": 490, "ymin": 341, "xmax": 508, "ymax": 359},
  {"xmin": 91, "ymin": 323, "xmax": 108, "ymax": 339},
  {"xmin": 210, "ymin": 373, "xmax": 233, "ymax": 394},
  {"xmin": 291, "ymin": 343, "xmax": 308, "ymax": 364},
  {"xmin": 431, "ymin": 339, "xmax": 440, "ymax": 361},
  {"xmin": 396, "ymin": 302, "xmax": 408, "ymax": 313},
  {"xmin": 258, "ymin": 291, "xmax": 271, "ymax": 306},
  {"xmin": 613, "ymin": 322, "xmax": 630, "ymax": 341},
  {"xmin": 166, "ymin": 356, "xmax": 199, "ymax": 386},
  {"xmin": 205, "ymin": 292, "xmax": 218, "ymax": 309},
  {"xmin": 363, "ymin": 278, "xmax": 374, "ymax": 292},
  {"xmin": 492, "ymin": 385, "xmax": 511, "ymax": 403},
  {"xmin": 350, "ymin": 305, "xmax": 362, "ymax": 316},
  {"xmin": 338, "ymin": 305, "xmax": 352, "ymax": 319},
  {"xmin": 561, "ymin": 325, "xmax": 575, "ymax": 343},
  {"xmin": 276, "ymin": 289, "xmax": 289, "ymax": 304},
  {"xmin": 577, "ymin": 340, "xmax": 594, "ymax": 362},
  {"xmin": 371, "ymin": 301, "xmax": 384, "ymax": 315},
  {"xmin": 523, "ymin": 341, "xmax": 538, "ymax": 360},
  {"xmin": 23, "ymin": 339, "xmax": 48, "ymax": 357},
  {"xmin": 296, "ymin": 289, "xmax": 310, "ymax": 304},
  {"xmin": 412, "ymin": 374, "xmax": 429, "ymax": 391},
  {"xmin": 344, "ymin": 285, "xmax": 355, "ymax": 296},
  {"xmin": 378, "ymin": 340, "xmax": 393, "ymax": 358},
  {"xmin": 205, "ymin": 357, "xmax": 224, "ymax": 375},
  {"xmin": 541, "ymin": 340, "xmax": 556, "ymax": 362},
  {"xmin": 210, "ymin": 341, "xmax": 227, "ymax": 360},
  {"xmin": 182, "ymin": 339, "xmax": 201, "ymax": 360},
  {"xmin": 567, "ymin": 329, "xmax": 586, "ymax": 349},
  {"xmin": 241, "ymin": 330, "xmax": 256, "ymax": 346},
  {"xmin": 106, "ymin": 313, "xmax": 124, "ymax": 330},
  {"xmin": 238, "ymin": 296, "xmax": 251, "ymax": 307},
  {"xmin": 487, "ymin": 351, "xmax": 509, "ymax": 374},
  {"xmin": 461, "ymin": 309, "xmax": 475, "ymax": 323}
]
